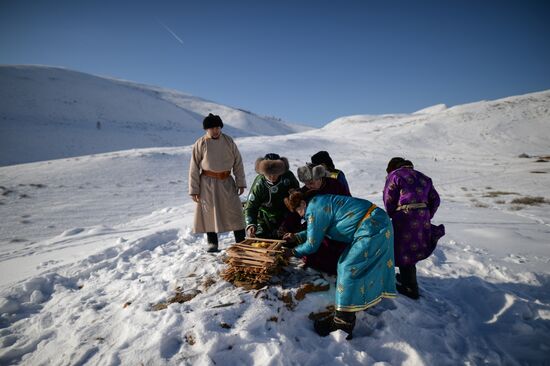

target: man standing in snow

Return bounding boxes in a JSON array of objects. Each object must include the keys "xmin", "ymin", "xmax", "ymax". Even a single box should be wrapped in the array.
[
  {"xmin": 383, "ymin": 157, "xmax": 445, "ymax": 299},
  {"xmin": 189, "ymin": 113, "xmax": 247, "ymax": 252}
]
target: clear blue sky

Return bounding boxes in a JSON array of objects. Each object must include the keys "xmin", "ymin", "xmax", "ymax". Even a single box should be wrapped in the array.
[{"xmin": 1, "ymin": 0, "xmax": 549, "ymax": 127}]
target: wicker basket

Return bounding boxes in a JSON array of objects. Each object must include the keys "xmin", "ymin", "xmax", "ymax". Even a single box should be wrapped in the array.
[{"xmin": 222, "ymin": 238, "xmax": 286, "ymax": 289}]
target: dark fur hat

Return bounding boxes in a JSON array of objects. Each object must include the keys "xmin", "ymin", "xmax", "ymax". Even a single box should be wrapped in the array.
[
  {"xmin": 284, "ymin": 191, "xmax": 305, "ymax": 212},
  {"xmin": 386, "ymin": 157, "xmax": 414, "ymax": 174},
  {"xmin": 203, "ymin": 113, "xmax": 224, "ymax": 129},
  {"xmin": 297, "ymin": 164, "xmax": 326, "ymax": 183},
  {"xmin": 311, "ymin": 151, "xmax": 335, "ymax": 170},
  {"xmin": 255, "ymin": 153, "xmax": 289, "ymax": 176}
]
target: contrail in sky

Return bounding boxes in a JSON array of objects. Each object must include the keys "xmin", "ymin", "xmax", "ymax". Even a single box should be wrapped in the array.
[{"xmin": 157, "ymin": 19, "xmax": 184, "ymax": 45}]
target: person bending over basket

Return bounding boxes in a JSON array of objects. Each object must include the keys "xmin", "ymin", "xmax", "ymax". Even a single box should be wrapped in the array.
[{"xmin": 283, "ymin": 191, "xmax": 396, "ymax": 339}]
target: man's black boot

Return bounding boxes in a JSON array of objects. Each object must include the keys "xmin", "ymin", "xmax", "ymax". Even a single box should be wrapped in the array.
[
  {"xmin": 206, "ymin": 232, "xmax": 219, "ymax": 252},
  {"xmin": 396, "ymin": 266, "xmax": 419, "ymax": 299},
  {"xmin": 314, "ymin": 311, "xmax": 356, "ymax": 340}
]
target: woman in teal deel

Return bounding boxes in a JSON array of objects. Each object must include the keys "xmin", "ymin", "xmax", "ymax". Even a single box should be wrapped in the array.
[{"xmin": 283, "ymin": 191, "xmax": 396, "ymax": 339}]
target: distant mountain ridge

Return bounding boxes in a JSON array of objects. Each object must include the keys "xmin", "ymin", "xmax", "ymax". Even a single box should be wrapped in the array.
[{"xmin": 0, "ymin": 65, "xmax": 310, "ymax": 166}]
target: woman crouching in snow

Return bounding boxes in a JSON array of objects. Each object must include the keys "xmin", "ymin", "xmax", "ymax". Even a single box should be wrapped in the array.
[
  {"xmin": 283, "ymin": 191, "xmax": 396, "ymax": 339},
  {"xmin": 278, "ymin": 163, "xmax": 350, "ymax": 275}
]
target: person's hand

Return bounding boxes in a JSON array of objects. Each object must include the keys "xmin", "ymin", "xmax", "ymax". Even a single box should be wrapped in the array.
[
  {"xmin": 282, "ymin": 246, "xmax": 295, "ymax": 258},
  {"xmin": 237, "ymin": 187, "xmax": 245, "ymax": 196},
  {"xmin": 283, "ymin": 232, "xmax": 296, "ymax": 244},
  {"xmin": 246, "ymin": 226, "xmax": 256, "ymax": 238},
  {"xmin": 191, "ymin": 194, "xmax": 200, "ymax": 203}
]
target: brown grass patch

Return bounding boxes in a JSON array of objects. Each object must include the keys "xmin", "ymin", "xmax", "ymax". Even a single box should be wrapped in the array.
[
  {"xmin": 295, "ymin": 282, "xmax": 330, "ymax": 301},
  {"xmin": 151, "ymin": 289, "xmax": 201, "ymax": 311},
  {"xmin": 483, "ymin": 191, "xmax": 519, "ymax": 198},
  {"xmin": 185, "ymin": 333, "xmax": 196, "ymax": 345},
  {"xmin": 510, "ymin": 196, "xmax": 548, "ymax": 206},
  {"xmin": 202, "ymin": 276, "xmax": 216, "ymax": 290},
  {"xmin": 279, "ymin": 291, "xmax": 295, "ymax": 310}
]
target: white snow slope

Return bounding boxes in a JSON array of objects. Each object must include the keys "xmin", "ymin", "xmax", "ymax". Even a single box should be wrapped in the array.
[
  {"xmin": 0, "ymin": 87, "xmax": 549, "ymax": 365},
  {"xmin": 0, "ymin": 65, "xmax": 310, "ymax": 166}
]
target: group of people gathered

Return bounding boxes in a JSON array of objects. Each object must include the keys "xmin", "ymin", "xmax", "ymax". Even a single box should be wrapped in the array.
[{"xmin": 189, "ymin": 113, "xmax": 445, "ymax": 339}]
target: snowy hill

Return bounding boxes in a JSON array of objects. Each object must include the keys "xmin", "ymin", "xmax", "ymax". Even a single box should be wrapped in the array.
[
  {"xmin": 0, "ymin": 90, "xmax": 549, "ymax": 364},
  {"xmin": 0, "ymin": 65, "xmax": 310, "ymax": 166},
  {"xmin": 323, "ymin": 90, "xmax": 550, "ymax": 157}
]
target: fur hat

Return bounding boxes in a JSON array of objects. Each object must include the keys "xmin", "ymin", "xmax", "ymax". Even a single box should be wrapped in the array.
[
  {"xmin": 203, "ymin": 113, "xmax": 224, "ymax": 129},
  {"xmin": 386, "ymin": 157, "xmax": 414, "ymax": 174},
  {"xmin": 297, "ymin": 164, "xmax": 326, "ymax": 183},
  {"xmin": 284, "ymin": 190, "xmax": 305, "ymax": 212},
  {"xmin": 311, "ymin": 151, "xmax": 335, "ymax": 170},
  {"xmin": 255, "ymin": 153, "xmax": 289, "ymax": 176}
]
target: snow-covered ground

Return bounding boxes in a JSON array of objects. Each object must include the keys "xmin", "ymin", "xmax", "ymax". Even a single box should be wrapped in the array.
[
  {"xmin": 0, "ymin": 80, "xmax": 549, "ymax": 365},
  {"xmin": 0, "ymin": 65, "xmax": 310, "ymax": 166}
]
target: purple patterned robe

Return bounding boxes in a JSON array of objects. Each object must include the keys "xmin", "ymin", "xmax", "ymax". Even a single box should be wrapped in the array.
[{"xmin": 383, "ymin": 167, "xmax": 443, "ymax": 267}]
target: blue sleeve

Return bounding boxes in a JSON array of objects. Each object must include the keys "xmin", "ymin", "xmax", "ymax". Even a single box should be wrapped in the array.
[{"xmin": 293, "ymin": 202, "xmax": 331, "ymax": 257}]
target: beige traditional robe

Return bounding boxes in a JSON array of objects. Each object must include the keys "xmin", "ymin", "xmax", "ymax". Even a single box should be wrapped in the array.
[{"xmin": 189, "ymin": 133, "xmax": 246, "ymax": 233}]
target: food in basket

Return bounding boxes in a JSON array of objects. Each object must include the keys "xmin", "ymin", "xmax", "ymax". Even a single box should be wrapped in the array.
[{"xmin": 251, "ymin": 241, "xmax": 271, "ymax": 248}]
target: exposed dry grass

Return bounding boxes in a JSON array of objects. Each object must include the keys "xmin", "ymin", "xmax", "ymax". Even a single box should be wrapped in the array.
[
  {"xmin": 202, "ymin": 276, "xmax": 216, "ymax": 290},
  {"xmin": 510, "ymin": 196, "xmax": 548, "ymax": 206},
  {"xmin": 483, "ymin": 191, "xmax": 519, "ymax": 198}
]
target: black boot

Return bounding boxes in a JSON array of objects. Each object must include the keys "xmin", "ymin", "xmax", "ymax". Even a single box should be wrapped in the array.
[
  {"xmin": 234, "ymin": 229, "xmax": 246, "ymax": 243},
  {"xmin": 314, "ymin": 311, "xmax": 356, "ymax": 340},
  {"xmin": 206, "ymin": 232, "xmax": 219, "ymax": 252},
  {"xmin": 396, "ymin": 266, "xmax": 419, "ymax": 299}
]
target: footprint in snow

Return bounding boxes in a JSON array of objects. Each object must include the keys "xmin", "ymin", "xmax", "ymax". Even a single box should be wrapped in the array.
[
  {"xmin": 503, "ymin": 254, "xmax": 527, "ymax": 264},
  {"xmin": 60, "ymin": 228, "xmax": 85, "ymax": 237}
]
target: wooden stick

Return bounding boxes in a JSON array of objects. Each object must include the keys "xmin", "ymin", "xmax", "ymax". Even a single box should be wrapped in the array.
[
  {"xmin": 228, "ymin": 260, "xmax": 267, "ymax": 268},
  {"xmin": 242, "ymin": 237, "xmax": 285, "ymax": 244},
  {"xmin": 228, "ymin": 253, "xmax": 276, "ymax": 263},
  {"xmin": 227, "ymin": 248, "xmax": 271, "ymax": 258},
  {"xmin": 231, "ymin": 244, "xmax": 283, "ymax": 254}
]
